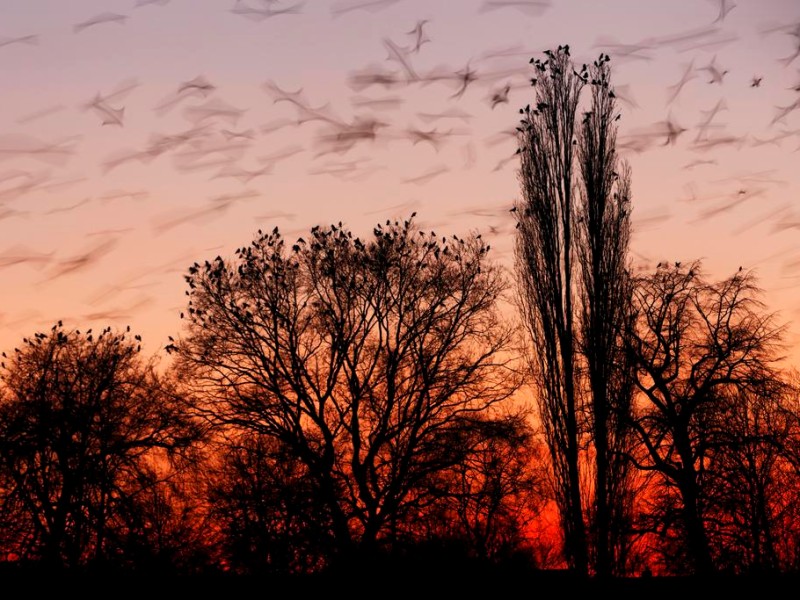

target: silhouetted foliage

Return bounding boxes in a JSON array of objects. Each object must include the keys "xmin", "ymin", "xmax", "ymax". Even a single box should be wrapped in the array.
[
  {"xmin": 109, "ymin": 467, "xmax": 214, "ymax": 574},
  {"xmin": 0, "ymin": 323, "xmax": 201, "ymax": 570},
  {"xmin": 170, "ymin": 216, "xmax": 523, "ymax": 570},
  {"xmin": 411, "ymin": 412, "xmax": 550, "ymax": 564},
  {"xmin": 626, "ymin": 263, "xmax": 787, "ymax": 575},
  {"xmin": 705, "ymin": 384, "xmax": 800, "ymax": 573},
  {"xmin": 514, "ymin": 43, "xmax": 588, "ymax": 576},
  {"xmin": 576, "ymin": 53, "xmax": 637, "ymax": 577},
  {"xmin": 206, "ymin": 434, "xmax": 332, "ymax": 574},
  {"xmin": 514, "ymin": 45, "xmax": 635, "ymax": 576},
  {"xmin": 1, "ymin": 41, "xmax": 800, "ymax": 582}
]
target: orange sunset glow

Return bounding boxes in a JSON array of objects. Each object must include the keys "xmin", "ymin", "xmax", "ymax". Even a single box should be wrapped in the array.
[{"xmin": 1, "ymin": 0, "xmax": 800, "ymax": 588}]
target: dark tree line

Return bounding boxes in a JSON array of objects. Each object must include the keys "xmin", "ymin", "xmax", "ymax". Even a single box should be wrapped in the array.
[
  {"xmin": 170, "ymin": 217, "xmax": 527, "ymax": 570},
  {"xmin": 0, "ymin": 46, "xmax": 799, "ymax": 579},
  {"xmin": 0, "ymin": 221, "xmax": 547, "ymax": 575}
]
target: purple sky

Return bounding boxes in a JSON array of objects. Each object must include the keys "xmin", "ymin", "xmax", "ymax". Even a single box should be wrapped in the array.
[{"xmin": 1, "ymin": 0, "xmax": 800, "ymax": 366}]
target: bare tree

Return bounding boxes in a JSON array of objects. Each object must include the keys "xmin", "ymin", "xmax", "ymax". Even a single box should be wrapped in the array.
[
  {"xmin": 109, "ymin": 460, "xmax": 215, "ymax": 574},
  {"xmin": 206, "ymin": 433, "xmax": 331, "ymax": 574},
  {"xmin": 699, "ymin": 378, "xmax": 800, "ymax": 573},
  {"xmin": 514, "ymin": 44, "xmax": 588, "ymax": 575},
  {"xmin": 419, "ymin": 412, "xmax": 549, "ymax": 564},
  {"xmin": 170, "ymin": 217, "xmax": 522, "ymax": 568},
  {"xmin": 625, "ymin": 263, "xmax": 785, "ymax": 575},
  {"xmin": 575, "ymin": 54, "xmax": 636, "ymax": 576},
  {"xmin": 771, "ymin": 371, "xmax": 800, "ymax": 571},
  {"xmin": 515, "ymin": 45, "xmax": 634, "ymax": 576},
  {"xmin": 0, "ymin": 324, "xmax": 200, "ymax": 570}
]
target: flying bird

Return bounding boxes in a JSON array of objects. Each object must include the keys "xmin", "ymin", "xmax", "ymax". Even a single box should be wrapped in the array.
[
  {"xmin": 331, "ymin": 0, "xmax": 402, "ymax": 17},
  {"xmin": 489, "ymin": 83, "xmax": 511, "ymax": 108},
  {"xmin": 406, "ymin": 20, "xmax": 430, "ymax": 53},
  {"xmin": 699, "ymin": 55, "xmax": 728, "ymax": 84},
  {"xmin": 73, "ymin": 13, "xmax": 128, "ymax": 34},
  {"xmin": 0, "ymin": 34, "xmax": 39, "ymax": 48},
  {"xmin": 230, "ymin": 0, "xmax": 305, "ymax": 20},
  {"xmin": 665, "ymin": 60, "xmax": 697, "ymax": 104},
  {"xmin": 402, "ymin": 165, "xmax": 449, "ymax": 185},
  {"xmin": 662, "ymin": 115, "xmax": 687, "ymax": 145},
  {"xmin": 479, "ymin": 0, "xmax": 552, "ymax": 17},
  {"xmin": 450, "ymin": 63, "xmax": 479, "ymax": 99},
  {"xmin": 711, "ymin": 0, "xmax": 736, "ymax": 23}
]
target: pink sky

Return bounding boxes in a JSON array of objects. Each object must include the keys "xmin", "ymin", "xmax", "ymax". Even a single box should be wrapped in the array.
[{"xmin": 1, "ymin": 0, "xmax": 799, "ymax": 367}]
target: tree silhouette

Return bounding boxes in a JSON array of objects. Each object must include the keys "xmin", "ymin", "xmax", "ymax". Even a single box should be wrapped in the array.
[
  {"xmin": 576, "ymin": 54, "xmax": 636, "ymax": 577},
  {"xmin": 704, "ymin": 384, "xmax": 799, "ymax": 573},
  {"xmin": 625, "ymin": 263, "xmax": 785, "ymax": 575},
  {"xmin": 0, "ymin": 323, "xmax": 200, "ymax": 570},
  {"xmin": 514, "ymin": 45, "xmax": 634, "ymax": 576},
  {"xmin": 206, "ymin": 433, "xmax": 331, "ymax": 574},
  {"xmin": 170, "ymin": 217, "xmax": 523, "ymax": 569},
  {"xmin": 415, "ymin": 412, "xmax": 549, "ymax": 564},
  {"xmin": 514, "ymin": 44, "xmax": 587, "ymax": 575}
]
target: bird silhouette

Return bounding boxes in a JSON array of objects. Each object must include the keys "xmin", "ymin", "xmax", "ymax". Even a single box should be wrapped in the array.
[
  {"xmin": 489, "ymin": 83, "xmax": 511, "ymax": 108},
  {"xmin": 479, "ymin": 0, "xmax": 552, "ymax": 16},
  {"xmin": 665, "ymin": 59, "xmax": 697, "ymax": 104},
  {"xmin": 406, "ymin": 20, "xmax": 430, "ymax": 53},
  {"xmin": 711, "ymin": 0, "xmax": 736, "ymax": 23},
  {"xmin": 231, "ymin": 0, "xmax": 305, "ymax": 20},
  {"xmin": 699, "ymin": 55, "xmax": 729, "ymax": 84},
  {"xmin": 331, "ymin": 0, "xmax": 401, "ymax": 17},
  {"xmin": 73, "ymin": 13, "xmax": 128, "ymax": 33},
  {"xmin": 0, "ymin": 34, "xmax": 39, "ymax": 48}
]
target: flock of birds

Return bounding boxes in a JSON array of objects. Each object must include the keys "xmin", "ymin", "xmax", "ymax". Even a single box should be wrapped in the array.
[{"xmin": 1, "ymin": 0, "xmax": 799, "ymax": 361}]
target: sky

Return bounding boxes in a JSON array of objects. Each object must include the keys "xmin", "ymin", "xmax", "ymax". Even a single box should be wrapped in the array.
[{"xmin": 1, "ymin": 0, "xmax": 799, "ymax": 367}]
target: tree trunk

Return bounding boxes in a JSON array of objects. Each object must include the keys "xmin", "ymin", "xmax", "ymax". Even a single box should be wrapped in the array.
[
  {"xmin": 676, "ymin": 434, "xmax": 714, "ymax": 575},
  {"xmin": 563, "ymin": 220, "xmax": 588, "ymax": 576},
  {"xmin": 681, "ymin": 482, "xmax": 714, "ymax": 575},
  {"xmin": 593, "ymin": 388, "xmax": 610, "ymax": 577}
]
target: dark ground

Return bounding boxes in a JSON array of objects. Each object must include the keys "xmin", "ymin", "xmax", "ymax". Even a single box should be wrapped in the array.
[{"xmin": 4, "ymin": 563, "xmax": 800, "ymax": 597}]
